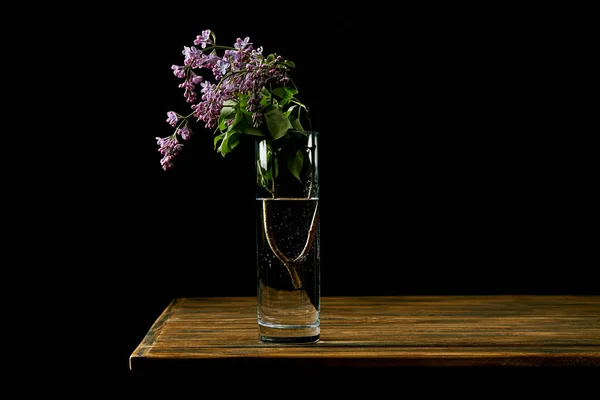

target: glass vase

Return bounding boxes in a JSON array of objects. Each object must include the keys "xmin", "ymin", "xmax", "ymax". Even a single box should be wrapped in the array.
[{"xmin": 255, "ymin": 130, "xmax": 320, "ymax": 343}]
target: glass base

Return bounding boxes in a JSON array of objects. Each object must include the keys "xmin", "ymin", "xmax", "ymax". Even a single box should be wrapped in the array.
[{"xmin": 258, "ymin": 323, "xmax": 320, "ymax": 343}]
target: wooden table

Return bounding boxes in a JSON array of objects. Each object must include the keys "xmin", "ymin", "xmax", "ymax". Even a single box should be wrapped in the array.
[{"xmin": 129, "ymin": 296, "xmax": 600, "ymax": 371}]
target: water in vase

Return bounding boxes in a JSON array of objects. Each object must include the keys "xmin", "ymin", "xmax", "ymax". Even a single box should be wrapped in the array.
[{"xmin": 256, "ymin": 197, "xmax": 320, "ymax": 343}]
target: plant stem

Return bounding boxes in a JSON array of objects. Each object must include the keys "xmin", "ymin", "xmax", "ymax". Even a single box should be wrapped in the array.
[{"xmin": 262, "ymin": 199, "xmax": 319, "ymax": 289}]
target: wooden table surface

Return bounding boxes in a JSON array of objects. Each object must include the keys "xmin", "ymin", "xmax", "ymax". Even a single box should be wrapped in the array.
[{"xmin": 129, "ymin": 296, "xmax": 600, "ymax": 370}]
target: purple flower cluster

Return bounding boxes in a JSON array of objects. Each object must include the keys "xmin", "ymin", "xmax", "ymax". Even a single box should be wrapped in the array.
[
  {"xmin": 156, "ymin": 29, "xmax": 293, "ymax": 171},
  {"xmin": 156, "ymin": 136, "xmax": 183, "ymax": 171}
]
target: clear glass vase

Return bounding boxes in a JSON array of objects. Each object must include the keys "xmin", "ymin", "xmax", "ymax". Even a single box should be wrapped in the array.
[{"xmin": 255, "ymin": 130, "xmax": 320, "ymax": 343}]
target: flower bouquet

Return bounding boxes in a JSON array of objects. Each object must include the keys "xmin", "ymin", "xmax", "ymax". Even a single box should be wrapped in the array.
[{"xmin": 156, "ymin": 30, "xmax": 321, "ymax": 343}]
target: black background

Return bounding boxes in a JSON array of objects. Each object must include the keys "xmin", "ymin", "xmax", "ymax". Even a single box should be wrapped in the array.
[{"xmin": 15, "ymin": 3, "xmax": 596, "ymax": 392}]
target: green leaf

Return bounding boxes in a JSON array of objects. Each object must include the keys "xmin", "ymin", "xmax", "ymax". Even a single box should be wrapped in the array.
[
  {"xmin": 272, "ymin": 153, "xmax": 279, "ymax": 179},
  {"xmin": 291, "ymin": 117, "xmax": 304, "ymax": 132},
  {"xmin": 258, "ymin": 87, "xmax": 272, "ymax": 108},
  {"xmin": 216, "ymin": 131, "xmax": 240, "ymax": 156},
  {"xmin": 272, "ymin": 87, "xmax": 297, "ymax": 107},
  {"xmin": 214, "ymin": 132, "xmax": 225, "ymax": 149},
  {"xmin": 227, "ymin": 109, "xmax": 244, "ymax": 132},
  {"xmin": 256, "ymin": 145, "xmax": 280, "ymax": 195},
  {"xmin": 228, "ymin": 133, "xmax": 240, "ymax": 150},
  {"xmin": 284, "ymin": 104, "xmax": 298, "ymax": 118},
  {"xmin": 237, "ymin": 94, "xmax": 250, "ymax": 110},
  {"xmin": 218, "ymin": 101, "xmax": 237, "ymax": 131},
  {"xmin": 242, "ymin": 125, "xmax": 264, "ymax": 136},
  {"xmin": 263, "ymin": 104, "xmax": 292, "ymax": 140},
  {"xmin": 284, "ymin": 60, "xmax": 295, "ymax": 68},
  {"xmin": 272, "ymin": 86, "xmax": 298, "ymax": 98},
  {"xmin": 232, "ymin": 114, "xmax": 264, "ymax": 136},
  {"xmin": 257, "ymin": 160, "xmax": 269, "ymax": 191},
  {"xmin": 287, "ymin": 149, "xmax": 304, "ymax": 182}
]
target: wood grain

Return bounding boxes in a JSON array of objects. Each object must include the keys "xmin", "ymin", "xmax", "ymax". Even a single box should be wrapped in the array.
[{"xmin": 129, "ymin": 296, "xmax": 600, "ymax": 369}]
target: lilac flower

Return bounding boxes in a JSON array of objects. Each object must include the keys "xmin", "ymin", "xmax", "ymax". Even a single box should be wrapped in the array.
[
  {"xmin": 177, "ymin": 125, "xmax": 191, "ymax": 140},
  {"xmin": 189, "ymin": 71, "xmax": 202, "ymax": 85},
  {"xmin": 171, "ymin": 65, "xmax": 185, "ymax": 79},
  {"xmin": 178, "ymin": 79, "xmax": 198, "ymax": 104},
  {"xmin": 193, "ymin": 29, "xmax": 212, "ymax": 48},
  {"xmin": 166, "ymin": 111, "xmax": 178, "ymax": 127},
  {"xmin": 182, "ymin": 46, "xmax": 202, "ymax": 67},
  {"xmin": 234, "ymin": 37, "xmax": 251, "ymax": 51},
  {"xmin": 215, "ymin": 59, "xmax": 230, "ymax": 79},
  {"xmin": 192, "ymin": 84, "xmax": 224, "ymax": 128},
  {"xmin": 203, "ymin": 53, "xmax": 219, "ymax": 70},
  {"xmin": 156, "ymin": 136, "xmax": 184, "ymax": 171},
  {"xmin": 199, "ymin": 80, "xmax": 213, "ymax": 94}
]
